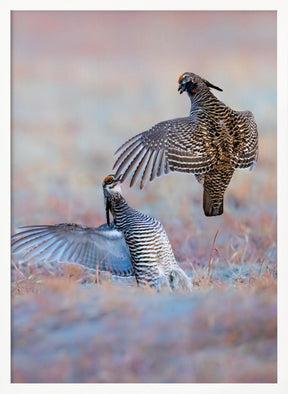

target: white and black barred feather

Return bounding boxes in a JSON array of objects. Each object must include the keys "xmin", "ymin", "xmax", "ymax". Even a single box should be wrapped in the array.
[{"xmin": 103, "ymin": 175, "xmax": 192, "ymax": 292}]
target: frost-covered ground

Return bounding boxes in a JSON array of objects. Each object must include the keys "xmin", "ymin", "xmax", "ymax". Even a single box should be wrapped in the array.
[{"xmin": 12, "ymin": 276, "xmax": 276, "ymax": 383}]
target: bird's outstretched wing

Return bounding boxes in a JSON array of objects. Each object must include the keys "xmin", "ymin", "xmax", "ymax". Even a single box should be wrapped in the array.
[
  {"xmin": 113, "ymin": 117, "xmax": 218, "ymax": 189},
  {"xmin": 11, "ymin": 223, "xmax": 134, "ymax": 277},
  {"xmin": 233, "ymin": 111, "xmax": 258, "ymax": 169}
]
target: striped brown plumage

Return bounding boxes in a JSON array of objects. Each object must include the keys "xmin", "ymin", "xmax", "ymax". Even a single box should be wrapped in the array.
[
  {"xmin": 113, "ymin": 72, "xmax": 258, "ymax": 216},
  {"xmin": 103, "ymin": 174, "xmax": 192, "ymax": 292}
]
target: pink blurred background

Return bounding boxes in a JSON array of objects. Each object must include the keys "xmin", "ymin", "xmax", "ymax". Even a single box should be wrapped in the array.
[{"xmin": 11, "ymin": 11, "xmax": 276, "ymax": 230}]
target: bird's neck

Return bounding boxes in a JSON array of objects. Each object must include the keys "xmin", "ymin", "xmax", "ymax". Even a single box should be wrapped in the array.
[
  {"xmin": 188, "ymin": 90, "xmax": 229, "ymax": 117},
  {"xmin": 107, "ymin": 193, "xmax": 133, "ymax": 230}
]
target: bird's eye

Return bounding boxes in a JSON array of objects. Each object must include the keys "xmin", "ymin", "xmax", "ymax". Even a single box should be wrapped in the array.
[{"xmin": 104, "ymin": 175, "xmax": 114, "ymax": 185}]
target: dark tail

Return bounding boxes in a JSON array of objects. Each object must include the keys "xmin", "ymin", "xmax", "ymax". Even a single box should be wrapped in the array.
[{"xmin": 203, "ymin": 188, "xmax": 224, "ymax": 216}]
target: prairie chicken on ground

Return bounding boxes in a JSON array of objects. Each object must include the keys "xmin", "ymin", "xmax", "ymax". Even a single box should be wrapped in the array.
[
  {"xmin": 113, "ymin": 72, "xmax": 258, "ymax": 216},
  {"xmin": 12, "ymin": 222, "xmax": 134, "ymax": 277},
  {"xmin": 103, "ymin": 174, "xmax": 192, "ymax": 292}
]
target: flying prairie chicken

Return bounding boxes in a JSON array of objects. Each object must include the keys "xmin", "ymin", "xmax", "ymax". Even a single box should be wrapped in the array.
[
  {"xmin": 113, "ymin": 72, "xmax": 258, "ymax": 216},
  {"xmin": 103, "ymin": 174, "xmax": 192, "ymax": 292}
]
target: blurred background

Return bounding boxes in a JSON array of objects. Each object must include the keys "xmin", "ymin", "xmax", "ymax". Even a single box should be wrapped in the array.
[{"xmin": 11, "ymin": 10, "xmax": 277, "ymax": 384}]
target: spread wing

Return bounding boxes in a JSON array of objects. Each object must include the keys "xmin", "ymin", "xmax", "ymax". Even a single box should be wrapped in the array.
[
  {"xmin": 113, "ymin": 117, "xmax": 218, "ymax": 189},
  {"xmin": 233, "ymin": 111, "xmax": 259, "ymax": 169},
  {"xmin": 11, "ymin": 223, "xmax": 134, "ymax": 277}
]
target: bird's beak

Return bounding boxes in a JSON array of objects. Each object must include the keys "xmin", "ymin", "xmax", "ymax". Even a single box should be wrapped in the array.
[
  {"xmin": 178, "ymin": 75, "xmax": 189, "ymax": 94},
  {"xmin": 178, "ymin": 83, "xmax": 186, "ymax": 94}
]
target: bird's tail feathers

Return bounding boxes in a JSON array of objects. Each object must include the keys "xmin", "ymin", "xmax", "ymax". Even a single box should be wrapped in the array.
[
  {"xmin": 203, "ymin": 188, "xmax": 223, "ymax": 216},
  {"xmin": 169, "ymin": 266, "xmax": 192, "ymax": 293}
]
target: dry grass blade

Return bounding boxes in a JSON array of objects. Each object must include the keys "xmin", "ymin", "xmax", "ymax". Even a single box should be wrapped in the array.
[{"xmin": 207, "ymin": 229, "xmax": 219, "ymax": 277}]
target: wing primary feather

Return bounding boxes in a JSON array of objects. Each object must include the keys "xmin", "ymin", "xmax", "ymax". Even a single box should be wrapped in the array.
[
  {"xmin": 164, "ymin": 159, "xmax": 170, "ymax": 174},
  {"xmin": 17, "ymin": 225, "xmax": 52, "ymax": 230},
  {"xmin": 12, "ymin": 228, "xmax": 50, "ymax": 242},
  {"xmin": 58, "ymin": 241, "xmax": 77, "ymax": 262},
  {"xmin": 12, "ymin": 232, "xmax": 53, "ymax": 253},
  {"xmin": 114, "ymin": 134, "xmax": 142, "ymax": 156},
  {"xmin": 47, "ymin": 239, "xmax": 69, "ymax": 261},
  {"xmin": 140, "ymin": 150, "xmax": 155, "ymax": 189},
  {"xmin": 120, "ymin": 146, "xmax": 147, "ymax": 183},
  {"xmin": 114, "ymin": 141, "xmax": 143, "ymax": 178},
  {"xmin": 66, "ymin": 242, "xmax": 82, "ymax": 261},
  {"xmin": 150, "ymin": 149, "xmax": 161, "ymax": 181},
  {"xmin": 32, "ymin": 238, "xmax": 68, "ymax": 261},
  {"xmin": 72, "ymin": 242, "xmax": 86, "ymax": 263},
  {"xmin": 157, "ymin": 149, "xmax": 166, "ymax": 177},
  {"xmin": 113, "ymin": 138, "xmax": 143, "ymax": 171},
  {"xmin": 80, "ymin": 244, "xmax": 96, "ymax": 269},
  {"xmin": 130, "ymin": 148, "xmax": 151, "ymax": 187},
  {"xmin": 23, "ymin": 237, "xmax": 62, "ymax": 260},
  {"xmin": 73, "ymin": 242, "xmax": 89, "ymax": 263}
]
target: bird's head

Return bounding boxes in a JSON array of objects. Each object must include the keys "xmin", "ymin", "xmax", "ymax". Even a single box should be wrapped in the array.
[
  {"xmin": 102, "ymin": 174, "xmax": 122, "ymax": 194},
  {"xmin": 103, "ymin": 174, "xmax": 123, "ymax": 227},
  {"xmin": 178, "ymin": 72, "xmax": 223, "ymax": 95}
]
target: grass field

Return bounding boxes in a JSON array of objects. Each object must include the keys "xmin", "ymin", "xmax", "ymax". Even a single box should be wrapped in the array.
[{"xmin": 11, "ymin": 11, "xmax": 277, "ymax": 384}]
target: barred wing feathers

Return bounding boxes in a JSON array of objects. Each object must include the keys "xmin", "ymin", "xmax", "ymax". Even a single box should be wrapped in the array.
[
  {"xmin": 233, "ymin": 111, "xmax": 258, "ymax": 169},
  {"xmin": 113, "ymin": 117, "xmax": 218, "ymax": 189},
  {"xmin": 11, "ymin": 223, "xmax": 134, "ymax": 277}
]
